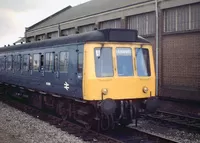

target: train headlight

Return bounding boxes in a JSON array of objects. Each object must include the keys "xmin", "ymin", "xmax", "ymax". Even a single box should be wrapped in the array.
[
  {"xmin": 101, "ymin": 88, "xmax": 108, "ymax": 95},
  {"xmin": 143, "ymin": 87, "xmax": 148, "ymax": 93}
]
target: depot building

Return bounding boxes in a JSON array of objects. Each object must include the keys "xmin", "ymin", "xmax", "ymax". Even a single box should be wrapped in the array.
[{"xmin": 20, "ymin": 0, "xmax": 200, "ymax": 101}]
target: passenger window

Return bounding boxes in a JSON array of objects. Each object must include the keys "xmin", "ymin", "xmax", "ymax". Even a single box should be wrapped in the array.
[
  {"xmin": 94, "ymin": 47, "xmax": 113, "ymax": 77},
  {"xmin": 135, "ymin": 48, "xmax": 151, "ymax": 76},
  {"xmin": 55, "ymin": 54, "xmax": 58, "ymax": 71},
  {"xmin": 40, "ymin": 54, "xmax": 44, "ymax": 70},
  {"xmin": 23, "ymin": 54, "xmax": 30, "ymax": 71},
  {"xmin": 78, "ymin": 53, "xmax": 83, "ymax": 73},
  {"xmin": 6, "ymin": 55, "xmax": 12, "ymax": 70},
  {"xmin": 33, "ymin": 54, "xmax": 40, "ymax": 71},
  {"xmin": 116, "ymin": 48, "xmax": 134, "ymax": 76},
  {"xmin": 17, "ymin": 55, "xmax": 21, "ymax": 70},
  {"xmin": 3, "ymin": 56, "xmax": 6, "ymax": 70},
  {"xmin": 0, "ymin": 58, "xmax": 2, "ymax": 71},
  {"xmin": 0, "ymin": 57, "xmax": 4, "ymax": 71},
  {"xmin": 29, "ymin": 55, "xmax": 33, "ymax": 70},
  {"xmin": 45, "ymin": 52, "xmax": 54, "ymax": 71},
  {"xmin": 59, "ymin": 51, "xmax": 69, "ymax": 72}
]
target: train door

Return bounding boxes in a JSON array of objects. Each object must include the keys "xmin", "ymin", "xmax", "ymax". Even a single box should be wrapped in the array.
[
  {"xmin": 31, "ymin": 53, "xmax": 43, "ymax": 90},
  {"xmin": 5, "ymin": 55, "xmax": 13, "ymax": 84},
  {"xmin": 76, "ymin": 45, "xmax": 83, "ymax": 87},
  {"xmin": 57, "ymin": 47, "xmax": 71, "ymax": 96},
  {"xmin": 55, "ymin": 44, "xmax": 81, "ymax": 98},
  {"xmin": 44, "ymin": 52, "xmax": 55, "ymax": 92},
  {"xmin": 75, "ymin": 44, "xmax": 84, "ymax": 98},
  {"xmin": 21, "ymin": 54, "xmax": 31, "ymax": 87},
  {"xmin": 13, "ymin": 54, "xmax": 22, "ymax": 86}
]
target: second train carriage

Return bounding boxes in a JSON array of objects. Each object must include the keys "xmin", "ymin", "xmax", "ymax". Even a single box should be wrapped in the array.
[{"xmin": 0, "ymin": 29, "xmax": 158, "ymax": 130}]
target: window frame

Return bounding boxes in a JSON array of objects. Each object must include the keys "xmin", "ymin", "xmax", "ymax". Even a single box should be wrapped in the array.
[
  {"xmin": 45, "ymin": 52, "xmax": 55, "ymax": 72},
  {"xmin": 77, "ymin": 52, "xmax": 83, "ymax": 74},
  {"xmin": 59, "ymin": 51, "xmax": 69, "ymax": 73},
  {"xmin": 0, "ymin": 56, "xmax": 5, "ymax": 71},
  {"xmin": 94, "ymin": 47, "xmax": 114, "ymax": 78},
  {"xmin": 3, "ymin": 56, "xmax": 6, "ymax": 70},
  {"xmin": 22, "ymin": 54, "xmax": 30, "ymax": 71},
  {"xmin": 33, "ymin": 53, "xmax": 40, "ymax": 71},
  {"xmin": 116, "ymin": 47, "xmax": 134, "ymax": 77},
  {"xmin": 135, "ymin": 48, "xmax": 151, "ymax": 77},
  {"xmin": 13, "ymin": 55, "xmax": 21, "ymax": 71},
  {"xmin": 6, "ymin": 55, "xmax": 13, "ymax": 71}
]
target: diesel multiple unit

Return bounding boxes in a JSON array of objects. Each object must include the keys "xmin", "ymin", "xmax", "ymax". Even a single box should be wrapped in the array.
[{"xmin": 0, "ymin": 29, "xmax": 158, "ymax": 130}]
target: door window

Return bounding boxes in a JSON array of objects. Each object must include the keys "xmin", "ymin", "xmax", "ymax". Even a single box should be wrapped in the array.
[
  {"xmin": 59, "ymin": 51, "xmax": 69, "ymax": 73},
  {"xmin": 45, "ymin": 52, "xmax": 54, "ymax": 71},
  {"xmin": 33, "ymin": 54, "xmax": 40, "ymax": 71}
]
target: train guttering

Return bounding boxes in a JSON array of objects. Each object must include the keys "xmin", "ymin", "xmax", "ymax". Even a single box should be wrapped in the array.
[{"xmin": 0, "ymin": 29, "xmax": 158, "ymax": 130}]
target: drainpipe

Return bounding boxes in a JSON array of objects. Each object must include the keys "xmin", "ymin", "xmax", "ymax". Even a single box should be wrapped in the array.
[{"xmin": 155, "ymin": 0, "xmax": 159, "ymax": 96}]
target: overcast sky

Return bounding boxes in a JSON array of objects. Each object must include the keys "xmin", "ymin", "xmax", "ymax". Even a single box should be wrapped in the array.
[{"xmin": 0, "ymin": 0, "xmax": 90, "ymax": 47}]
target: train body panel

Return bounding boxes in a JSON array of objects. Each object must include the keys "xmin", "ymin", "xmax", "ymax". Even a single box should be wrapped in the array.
[{"xmin": 0, "ymin": 43, "xmax": 84, "ymax": 99}]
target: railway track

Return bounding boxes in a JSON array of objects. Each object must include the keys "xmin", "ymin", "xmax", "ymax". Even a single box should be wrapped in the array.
[
  {"xmin": 144, "ymin": 110, "xmax": 200, "ymax": 132},
  {"xmin": 0, "ymin": 95, "xmax": 176, "ymax": 143}
]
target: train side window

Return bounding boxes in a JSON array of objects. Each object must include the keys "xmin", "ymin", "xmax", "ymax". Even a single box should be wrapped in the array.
[
  {"xmin": 54, "ymin": 54, "xmax": 58, "ymax": 71},
  {"xmin": 3, "ymin": 56, "xmax": 6, "ymax": 70},
  {"xmin": 40, "ymin": 54, "xmax": 44, "ymax": 70},
  {"xmin": 0, "ymin": 57, "xmax": 4, "ymax": 71},
  {"xmin": 45, "ymin": 52, "xmax": 54, "ymax": 72},
  {"xmin": 77, "ymin": 52, "xmax": 83, "ymax": 73},
  {"xmin": 16, "ymin": 55, "xmax": 21, "ymax": 70},
  {"xmin": 13, "ymin": 55, "xmax": 17, "ymax": 70},
  {"xmin": 6, "ymin": 55, "xmax": 12, "ymax": 70},
  {"xmin": 33, "ymin": 54, "xmax": 40, "ymax": 71},
  {"xmin": 23, "ymin": 54, "xmax": 30, "ymax": 71},
  {"xmin": 59, "ymin": 51, "xmax": 69, "ymax": 73},
  {"xmin": 29, "ymin": 55, "xmax": 33, "ymax": 70},
  {"xmin": 0, "ymin": 58, "xmax": 1, "ymax": 71}
]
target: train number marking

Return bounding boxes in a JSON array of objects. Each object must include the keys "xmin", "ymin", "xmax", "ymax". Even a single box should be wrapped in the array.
[
  {"xmin": 46, "ymin": 82, "xmax": 51, "ymax": 86},
  {"xmin": 64, "ymin": 82, "xmax": 69, "ymax": 90}
]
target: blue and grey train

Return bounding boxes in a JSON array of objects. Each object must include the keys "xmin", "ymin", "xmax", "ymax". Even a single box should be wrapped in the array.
[{"xmin": 0, "ymin": 29, "xmax": 158, "ymax": 130}]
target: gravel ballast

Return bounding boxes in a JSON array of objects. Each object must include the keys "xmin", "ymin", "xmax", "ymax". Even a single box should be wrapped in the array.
[
  {"xmin": 129, "ymin": 119, "xmax": 200, "ymax": 143},
  {"xmin": 0, "ymin": 101, "xmax": 87, "ymax": 143}
]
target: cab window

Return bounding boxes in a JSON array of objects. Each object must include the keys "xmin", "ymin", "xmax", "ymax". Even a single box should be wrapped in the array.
[
  {"xmin": 94, "ymin": 47, "xmax": 113, "ymax": 77},
  {"xmin": 116, "ymin": 48, "xmax": 133, "ymax": 76},
  {"xmin": 135, "ymin": 48, "xmax": 151, "ymax": 76}
]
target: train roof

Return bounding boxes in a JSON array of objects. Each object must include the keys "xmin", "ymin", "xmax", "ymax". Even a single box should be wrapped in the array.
[{"xmin": 0, "ymin": 29, "xmax": 150, "ymax": 52}]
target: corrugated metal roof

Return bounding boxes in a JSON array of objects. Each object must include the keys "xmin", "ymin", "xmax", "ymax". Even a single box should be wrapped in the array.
[
  {"xmin": 0, "ymin": 29, "xmax": 149, "ymax": 51},
  {"xmin": 28, "ymin": 0, "xmax": 153, "ymax": 31}
]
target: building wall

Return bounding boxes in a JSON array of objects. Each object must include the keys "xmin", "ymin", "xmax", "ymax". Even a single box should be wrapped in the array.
[
  {"xmin": 24, "ymin": 0, "xmax": 200, "ymax": 101},
  {"xmin": 160, "ymin": 2, "xmax": 200, "ymax": 100}
]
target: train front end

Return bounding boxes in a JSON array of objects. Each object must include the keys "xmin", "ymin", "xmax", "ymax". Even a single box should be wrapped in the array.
[{"xmin": 83, "ymin": 41, "xmax": 159, "ymax": 128}]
